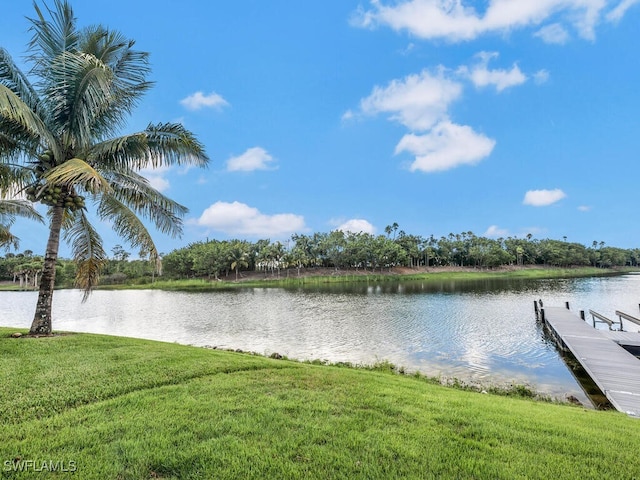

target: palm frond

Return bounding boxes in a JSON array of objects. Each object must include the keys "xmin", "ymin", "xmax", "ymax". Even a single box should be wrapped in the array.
[
  {"xmin": 62, "ymin": 208, "xmax": 106, "ymax": 299},
  {"xmin": 27, "ymin": 0, "xmax": 78, "ymax": 77},
  {"xmin": 0, "ymin": 48, "xmax": 40, "ymax": 112},
  {"xmin": 101, "ymin": 169, "xmax": 187, "ymax": 237},
  {"xmin": 0, "ymin": 199, "xmax": 44, "ymax": 224},
  {"xmin": 42, "ymin": 34, "xmax": 152, "ymax": 148},
  {"xmin": 43, "ymin": 157, "xmax": 110, "ymax": 194},
  {"xmin": 0, "ymin": 84, "xmax": 58, "ymax": 159},
  {"xmin": 143, "ymin": 123, "xmax": 209, "ymax": 168},
  {"xmin": 78, "ymin": 28, "xmax": 153, "ymax": 142},
  {"xmin": 97, "ymin": 194, "xmax": 158, "ymax": 258},
  {"xmin": 0, "ymin": 164, "xmax": 34, "ymax": 195},
  {"xmin": 0, "ymin": 117, "xmax": 40, "ymax": 162},
  {"xmin": 80, "ymin": 26, "xmax": 152, "ymax": 93},
  {"xmin": 0, "ymin": 224, "xmax": 19, "ymax": 250},
  {"xmin": 0, "ymin": 199, "xmax": 43, "ymax": 250},
  {"xmin": 46, "ymin": 50, "xmax": 114, "ymax": 149},
  {"xmin": 0, "ymin": 129, "xmax": 18, "ymax": 158},
  {"xmin": 89, "ymin": 123, "xmax": 209, "ymax": 171}
]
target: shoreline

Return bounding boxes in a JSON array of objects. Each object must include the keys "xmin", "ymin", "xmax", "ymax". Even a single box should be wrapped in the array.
[
  {"xmin": 98, "ymin": 265, "xmax": 637, "ymax": 291},
  {"xmin": 1, "ymin": 265, "xmax": 635, "ymax": 292}
]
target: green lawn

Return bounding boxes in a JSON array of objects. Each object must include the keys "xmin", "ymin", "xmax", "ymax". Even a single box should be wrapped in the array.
[{"xmin": 1, "ymin": 327, "xmax": 639, "ymax": 479}]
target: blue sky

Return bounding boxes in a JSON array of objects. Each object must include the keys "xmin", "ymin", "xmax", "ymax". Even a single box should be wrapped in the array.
[{"xmin": 2, "ymin": 0, "xmax": 640, "ymax": 257}]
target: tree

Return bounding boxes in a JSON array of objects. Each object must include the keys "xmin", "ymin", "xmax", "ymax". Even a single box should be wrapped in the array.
[
  {"xmin": 111, "ymin": 244, "xmax": 130, "ymax": 262},
  {"xmin": 287, "ymin": 242, "xmax": 311, "ymax": 276},
  {"xmin": 266, "ymin": 241, "xmax": 285, "ymax": 277},
  {"xmin": 384, "ymin": 222, "xmax": 399, "ymax": 240},
  {"xmin": 110, "ymin": 244, "xmax": 130, "ymax": 273},
  {"xmin": 0, "ymin": 1, "xmax": 208, "ymax": 334},
  {"xmin": 162, "ymin": 246, "xmax": 196, "ymax": 278},
  {"xmin": 323, "ymin": 230, "xmax": 347, "ymax": 269},
  {"xmin": 228, "ymin": 241, "xmax": 249, "ymax": 281},
  {"xmin": 395, "ymin": 232, "xmax": 422, "ymax": 268},
  {"xmin": 13, "ymin": 259, "xmax": 43, "ymax": 289}
]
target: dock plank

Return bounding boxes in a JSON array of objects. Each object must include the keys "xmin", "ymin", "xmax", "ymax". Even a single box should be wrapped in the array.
[
  {"xmin": 601, "ymin": 330, "xmax": 640, "ymax": 347},
  {"xmin": 543, "ymin": 306, "xmax": 640, "ymax": 417}
]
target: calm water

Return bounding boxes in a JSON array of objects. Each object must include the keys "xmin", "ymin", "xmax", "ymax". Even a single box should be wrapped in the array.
[{"xmin": 2, "ymin": 274, "xmax": 640, "ymax": 405}]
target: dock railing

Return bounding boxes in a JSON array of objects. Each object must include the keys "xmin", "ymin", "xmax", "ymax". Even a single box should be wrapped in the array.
[
  {"xmin": 539, "ymin": 303, "xmax": 640, "ymax": 417},
  {"xmin": 588, "ymin": 310, "xmax": 621, "ymax": 330},
  {"xmin": 616, "ymin": 310, "xmax": 640, "ymax": 330}
]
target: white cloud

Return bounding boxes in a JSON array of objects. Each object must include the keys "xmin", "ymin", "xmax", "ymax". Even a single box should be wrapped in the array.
[
  {"xmin": 354, "ymin": 0, "xmax": 484, "ymax": 41},
  {"xmin": 484, "ymin": 225, "xmax": 510, "ymax": 237},
  {"xmin": 396, "ymin": 121, "xmax": 496, "ymax": 172},
  {"xmin": 463, "ymin": 52, "xmax": 527, "ymax": 92},
  {"xmin": 359, "ymin": 68, "xmax": 462, "ymax": 131},
  {"xmin": 534, "ymin": 23, "xmax": 570, "ymax": 44},
  {"xmin": 401, "ymin": 42, "xmax": 416, "ymax": 55},
  {"xmin": 355, "ymin": 0, "xmax": 611, "ymax": 42},
  {"xmin": 533, "ymin": 69, "xmax": 550, "ymax": 84},
  {"xmin": 578, "ymin": 205, "xmax": 592, "ymax": 211},
  {"xmin": 195, "ymin": 201, "xmax": 305, "ymax": 237},
  {"xmin": 353, "ymin": 58, "xmax": 540, "ymax": 173},
  {"xmin": 523, "ymin": 188, "xmax": 567, "ymax": 206},
  {"xmin": 355, "ymin": 68, "xmax": 501, "ymax": 172},
  {"xmin": 607, "ymin": 0, "xmax": 640, "ymax": 22},
  {"xmin": 180, "ymin": 91, "xmax": 229, "ymax": 111},
  {"xmin": 336, "ymin": 219, "xmax": 376, "ymax": 234},
  {"xmin": 226, "ymin": 147, "xmax": 276, "ymax": 172},
  {"xmin": 139, "ymin": 165, "xmax": 172, "ymax": 193},
  {"xmin": 144, "ymin": 175, "xmax": 170, "ymax": 193},
  {"xmin": 341, "ymin": 109, "xmax": 355, "ymax": 121}
]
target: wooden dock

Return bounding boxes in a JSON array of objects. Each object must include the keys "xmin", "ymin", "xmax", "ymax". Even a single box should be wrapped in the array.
[{"xmin": 540, "ymin": 305, "xmax": 640, "ymax": 417}]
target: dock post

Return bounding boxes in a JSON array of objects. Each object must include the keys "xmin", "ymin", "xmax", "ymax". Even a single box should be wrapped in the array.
[
  {"xmin": 534, "ymin": 300, "xmax": 539, "ymax": 315},
  {"xmin": 565, "ymin": 301, "xmax": 570, "ymax": 310},
  {"xmin": 540, "ymin": 308, "xmax": 545, "ymax": 322},
  {"xmin": 580, "ymin": 310, "xmax": 585, "ymax": 321}
]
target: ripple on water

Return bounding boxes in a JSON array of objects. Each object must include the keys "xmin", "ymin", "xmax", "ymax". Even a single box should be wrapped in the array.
[{"xmin": 2, "ymin": 274, "xmax": 639, "ymax": 403}]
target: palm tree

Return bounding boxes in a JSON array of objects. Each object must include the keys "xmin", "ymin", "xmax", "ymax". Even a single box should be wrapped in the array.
[
  {"xmin": 228, "ymin": 242, "xmax": 249, "ymax": 281},
  {"xmin": 0, "ymin": 1, "xmax": 208, "ymax": 335}
]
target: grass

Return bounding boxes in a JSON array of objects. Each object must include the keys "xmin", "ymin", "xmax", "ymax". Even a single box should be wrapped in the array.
[{"xmin": 2, "ymin": 328, "xmax": 640, "ymax": 479}]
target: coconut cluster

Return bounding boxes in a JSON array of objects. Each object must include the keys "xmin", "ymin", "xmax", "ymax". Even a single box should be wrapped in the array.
[{"xmin": 26, "ymin": 151, "xmax": 86, "ymax": 211}]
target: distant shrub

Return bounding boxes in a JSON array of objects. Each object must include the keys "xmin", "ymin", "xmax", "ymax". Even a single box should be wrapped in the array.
[{"xmin": 100, "ymin": 273, "xmax": 128, "ymax": 285}]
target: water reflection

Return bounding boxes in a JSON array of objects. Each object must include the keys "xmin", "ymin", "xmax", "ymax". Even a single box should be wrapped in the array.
[
  {"xmin": 291, "ymin": 277, "xmax": 547, "ymax": 295},
  {"xmin": 2, "ymin": 274, "xmax": 639, "ymax": 406}
]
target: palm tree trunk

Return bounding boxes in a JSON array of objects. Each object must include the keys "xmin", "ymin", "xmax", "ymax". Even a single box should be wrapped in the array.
[{"xmin": 30, "ymin": 206, "xmax": 64, "ymax": 335}]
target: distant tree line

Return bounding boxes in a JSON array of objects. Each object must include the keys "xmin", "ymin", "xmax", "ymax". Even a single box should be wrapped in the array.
[
  {"xmin": 2, "ymin": 228, "xmax": 638, "ymax": 286},
  {"xmin": 160, "ymin": 228, "xmax": 640, "ymax": 280},
  {"xmin": 0, "ymin": 244, "xmax": 157, "ymax": 288},
  {"xmin": 0, "ymin": 250, "xmax": 71, "ymax": 288}
]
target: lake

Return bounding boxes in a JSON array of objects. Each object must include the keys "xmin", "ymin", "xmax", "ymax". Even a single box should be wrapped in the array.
[{"xmin": 2, "ymin": 273, "xmax": 640, "ymax": 406}]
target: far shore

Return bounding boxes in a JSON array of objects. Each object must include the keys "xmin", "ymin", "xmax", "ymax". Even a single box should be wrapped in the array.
[
  {"xmin": 92, "ymin": 265, "xmax": 639, "ymax": 291},
  {"xmin": 1, "ymin": 265, "xmax": 637, "ymax": 292}
]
